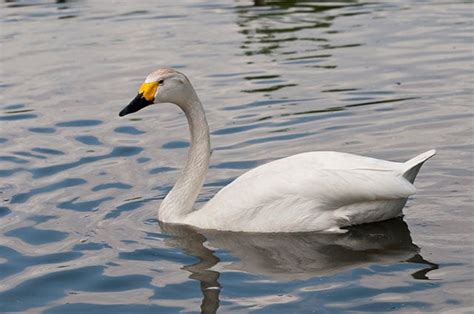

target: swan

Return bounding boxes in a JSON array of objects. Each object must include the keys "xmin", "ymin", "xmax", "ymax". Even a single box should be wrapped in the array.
[{"xmin": 118, "ymin": 68, "xmax": 436, "ymax": 233}]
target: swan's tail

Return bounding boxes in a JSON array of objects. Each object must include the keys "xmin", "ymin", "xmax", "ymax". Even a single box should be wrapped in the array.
[{"xmin": 402, "ymin": 149, "xmax": 436, "ymax": 183}]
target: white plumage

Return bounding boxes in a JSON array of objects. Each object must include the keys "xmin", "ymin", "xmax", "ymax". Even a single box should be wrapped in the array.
[
  {"xmin": 119, "ymin": 68, "xmax": 436, "ymax": 233},
  {"xmin": 187, "ymin": 150, "xmax": 435, "ymax": 232}
]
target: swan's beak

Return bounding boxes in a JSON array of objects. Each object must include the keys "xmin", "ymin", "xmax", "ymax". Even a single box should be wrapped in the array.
[
  {"xmin": 119, "ymin": 82, "xmax": 158, "ymax": 117},
  {"xmin": 119, "ymin": 93, "xmax": 153, "ymax": 116}
]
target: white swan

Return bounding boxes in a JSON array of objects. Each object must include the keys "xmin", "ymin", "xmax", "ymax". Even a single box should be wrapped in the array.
[{"xmin": 119, "ymin": 68, "xmax": 436, "ymax": 233}]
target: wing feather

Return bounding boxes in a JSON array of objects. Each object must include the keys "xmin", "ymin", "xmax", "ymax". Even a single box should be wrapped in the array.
[{"xmin": 205, "ymin": 167, "xmax": 414, "ymax": 213}]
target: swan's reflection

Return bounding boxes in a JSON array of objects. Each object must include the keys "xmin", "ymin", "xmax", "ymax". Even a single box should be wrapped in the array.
[{"xmin": 161, "ymin": 218, "xmax": 437, "ymax": 313}]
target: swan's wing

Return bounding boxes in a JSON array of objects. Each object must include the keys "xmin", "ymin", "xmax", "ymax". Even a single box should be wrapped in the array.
[
  {"xmin": 204, "ymin": 167, "xmax": 415, "ymax": 213},
  {"xmin": 296, "ymin": 169, "xmax": 416, "ymax": 208},
  {"xmin": 204, "ymin": 151, "xmax": 410, "ymax": 209}
]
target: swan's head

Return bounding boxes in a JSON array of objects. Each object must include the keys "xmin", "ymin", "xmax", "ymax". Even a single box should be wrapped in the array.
[{"xmin": 119, "ymin": 68, "xmax": 193, "ymax": 117}]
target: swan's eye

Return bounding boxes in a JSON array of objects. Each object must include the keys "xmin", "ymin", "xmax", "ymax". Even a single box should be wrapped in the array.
[{"xmin": 158, "ymin": 79, "xmax": 164, "ymax": 84}]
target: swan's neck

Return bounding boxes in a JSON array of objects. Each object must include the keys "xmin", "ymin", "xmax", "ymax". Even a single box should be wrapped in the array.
[{"xmin": 159, "ymin": 94, "xmax": 210, "ymax": 223}]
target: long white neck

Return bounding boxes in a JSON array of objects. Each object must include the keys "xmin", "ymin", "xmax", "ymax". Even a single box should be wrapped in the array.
[{"xmin": 158, "ymin": 92, "xmax": 211, "ymax": 223}]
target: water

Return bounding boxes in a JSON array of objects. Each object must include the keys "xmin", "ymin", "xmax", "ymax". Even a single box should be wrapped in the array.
[{"xmin": 1, "ymin": 0, "xmax": 472, "ymax": 313}]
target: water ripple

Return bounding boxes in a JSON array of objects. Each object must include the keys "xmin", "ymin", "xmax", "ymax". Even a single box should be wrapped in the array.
[
  {"xmin": 0, "ymin": 266, "xmax": 152, "ymax": 313},
  {"xmin": 0, "ymin": 113, "xmax": 37, "ymax": 121},
  {"xmin": 114, "ymin": 126, "xmax": 146, "ymax": 135},
  {"xmin": 55, "ymin": 120, "xmax": 103, "ymax": 128},
  {"xmin": 75, "ymin": 135, "xmax": 102, "ymax": 146},
  {"xmin": 0, "ymin": 245, "xmax": 82, "ymax": 281},
  {"xmin": 0, "ymin": 206, "xmax": 11, "ymax": 218},
  {"xmin": 5, "ymin": 226, "xmax": 68, "ymax": 245},
  {"xmin": 10, "ymin": 178, "xmax": 87, "ymax": 204},
  {"xmin": 29, "ymin": 146, "xmax": 143, "ymax": 179},
  {"xmin": 57, "ymin": 196, "xmax": 114, "ymax": 212},
  {"xmin": 28, "ymin": 127, "xmax": 56, "ymax": 134},
  {"xmin": 91, "ymin": 182, "xmax": 132, "ymax": 191}
]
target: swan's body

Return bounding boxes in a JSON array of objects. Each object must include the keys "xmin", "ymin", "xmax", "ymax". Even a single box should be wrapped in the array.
[
  {"xmin": 186, "ymin": 150, "xmax": 435, "ymax": 232},
  {"xmin": 119, "ymin": 68, "xmax": 436, "ymax": 233}
]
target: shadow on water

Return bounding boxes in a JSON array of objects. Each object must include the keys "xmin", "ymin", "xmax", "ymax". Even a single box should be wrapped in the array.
[{"xmin": 161, "ymin": 217, "xmax": 438, "ymax": 314}]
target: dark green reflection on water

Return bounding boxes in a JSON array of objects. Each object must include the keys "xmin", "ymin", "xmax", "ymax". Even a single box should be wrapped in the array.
[
  {"xmin": 234, "ymin": 0, "xmax": 366, "ymax": 94},
  {"xmin": 237, "ymin": 0, "xmax": 364, "ymax": 56}
]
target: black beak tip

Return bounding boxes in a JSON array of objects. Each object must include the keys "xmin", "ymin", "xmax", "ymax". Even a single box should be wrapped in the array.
[
  {"xmin": 118, "ymin": 104, "xmax": 132, "ymax": 117},
  {"xmin": 118, "ymin": 93, "xmax": 152, "ymax": 118}
]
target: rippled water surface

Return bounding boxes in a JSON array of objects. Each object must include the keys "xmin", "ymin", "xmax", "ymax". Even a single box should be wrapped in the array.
[{"xmin": 1, "ymin": 0, "xmax": 473, "ymax": 313}]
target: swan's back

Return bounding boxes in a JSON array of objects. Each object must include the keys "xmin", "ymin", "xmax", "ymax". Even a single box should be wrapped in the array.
[{"xmin": 185, "ymin": 151, "xmax": 435, "ymax": 232}]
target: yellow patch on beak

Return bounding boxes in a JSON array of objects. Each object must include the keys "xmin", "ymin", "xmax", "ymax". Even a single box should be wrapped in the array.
[{"xmin": 138, "ymin": 82, "xmax": 158, "ymax": 102}]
